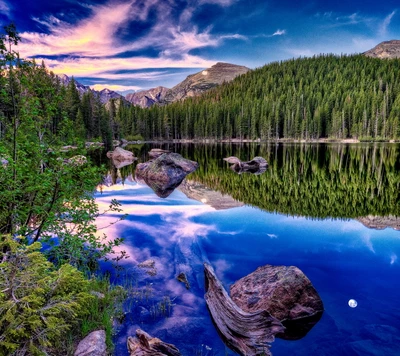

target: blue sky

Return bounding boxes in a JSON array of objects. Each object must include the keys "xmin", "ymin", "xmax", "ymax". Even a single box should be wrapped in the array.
[{"xmin": 1, "ymin": 0, "xmax": 399, "ymax": 93}]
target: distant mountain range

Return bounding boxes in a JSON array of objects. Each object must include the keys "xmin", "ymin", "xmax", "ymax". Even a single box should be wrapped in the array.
[
  {"xmin": 61, "ymin": 40, "xmax": 400, "ymax": 108},
  {"xmin": 125, "ymin": 62, "xmax": 250, "ymax": 108},
  {"xmin": 58, "ymin": 74, "xmax": 127, "ymax": 104}
]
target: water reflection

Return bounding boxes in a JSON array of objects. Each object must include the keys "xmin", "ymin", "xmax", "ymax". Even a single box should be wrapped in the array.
[{"xmin": 95, "ymin": 143, "xmax": 400, "ymax": 355}]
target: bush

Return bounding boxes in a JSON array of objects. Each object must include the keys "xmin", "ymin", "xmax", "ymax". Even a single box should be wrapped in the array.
[{"xmin": 0, "ymin": 235, "xmax": 94, "ymax": 355}]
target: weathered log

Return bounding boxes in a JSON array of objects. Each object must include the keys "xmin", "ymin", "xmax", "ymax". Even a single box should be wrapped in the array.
[
  {"xmin": 204, "ymin": 263, "xmax": 284, "ymax": 356},
  {"xmin": 127, "ymin": 329, "xmax": 182, "ymax": 356}
]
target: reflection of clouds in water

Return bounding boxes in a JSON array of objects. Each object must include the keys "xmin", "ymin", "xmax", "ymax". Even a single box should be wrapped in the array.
[
  {"xmin": 390, "ymin": 254, "xmax": 397, "ymax": 265},
  {"xmin": 213, "ymin": 259, "xmax": 232, "ymax": 280},
  {"xmin": 267, "ymin": 233, "xmax": 278, "ymax": 239},
  {"xmin": 360, "ymin": 233, "xmax": 375, "ymax": 253}
]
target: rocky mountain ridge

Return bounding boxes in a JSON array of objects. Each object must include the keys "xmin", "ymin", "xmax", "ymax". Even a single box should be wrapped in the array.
[
  {"xmin": 125, "ymin": 86, "xmax": 169, "ymax": 108},
  {"xmin": 58, "ymin": 74, "xmax": 126, "ymax": 104},
  {"xmin": 125, "ymin": 62, "xmax": 250, "ymax": 108},
  {"xmin": 363, "ymin": 40, "xmax": 400, "ymax": 59}
]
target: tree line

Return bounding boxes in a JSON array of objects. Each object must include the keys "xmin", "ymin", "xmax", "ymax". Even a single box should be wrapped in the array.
[{"xmin": 113, "ymin": 54, "xmax": 400, "ymax": 141}]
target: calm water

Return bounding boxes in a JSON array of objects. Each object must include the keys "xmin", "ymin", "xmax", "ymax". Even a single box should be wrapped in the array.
[{"xmin": 94, "ymin": 143, "xmax": 400, "ymax": 356}]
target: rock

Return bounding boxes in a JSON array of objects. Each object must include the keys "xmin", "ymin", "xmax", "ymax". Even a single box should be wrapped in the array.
[
  {"xmin": 126, "ymin": 86, "xmax": 170, "ymax": 108},
  {"xmin": 138, "ymin": 259, "xmax": 157, "ymax": 276},
  {"xmin": 107, "ymin": 147, "xmax": 136, "ymax": 162},
  {"xmin": 223, "ymin": 156, "xmax": 268, "ymax": 175},
  {"xmin": 204, "ymin": 263, "xmax": 285, "ymax": 356},
  {"xmin": 74, "ymin": 330, "xmax": 107, "ymax": 356},
  {"xmin": 85, "ymin": 142, "xmax": 105, "ymax": 148},
  {"xmin": 127, "ymin": 329, "xmax": 182, "ymax": 356},
  {"xmin": 112, "ymin": 140, "xmax": 121, "ymax": 147},
  {"xmin": 66, "ymin": 155, "xmax": 87, "ymax": 166},
  {"xmin": 176, "ymin": 272, "xmax": 190, "ymax": 290},
  {"xmin": 60, "ymin": 145, "xmax": 78, "ymax": 152},
  {"xmin": 149, "ymin": 148, "xmax": 170, "ymax": 159},
  {"xmin": 230, "ymin": 264, "xmax": 324, "ymax": 340},
  {"xmin": 178, "ymin": 179, "xmax": 245, "ymax": 210},
  {"xmin": 135, "ymin": 153, "xmax": 198, "ymax": 198},
  {"xmin": 357, "ymin": 215, "xmax": 400, "ymax": 231}
]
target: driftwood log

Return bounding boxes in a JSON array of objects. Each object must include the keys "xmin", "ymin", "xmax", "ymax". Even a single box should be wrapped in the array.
[
  {"xmin": 127, "ymin": 329, "xmax": 182, "ymax": 356},
  {"xmin": 204, "ymin": 263, "xmax": 284, "ymax": 356}
]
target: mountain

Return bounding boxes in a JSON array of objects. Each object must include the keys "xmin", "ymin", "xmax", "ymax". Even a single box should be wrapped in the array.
[
  {"xmin": 58, "ymin": 74, "xmax": 126, "ymax": 104},
  {"xmin": 163, "ymin": 62, "xmax": 250, "ymax": 104},
  {"xmin": 125, "ymin": 86, "xmax": 169, "ymax": 108},
  {"xmin": 364, "ymin": 40, "xmax": 400, "ymax": 59}
]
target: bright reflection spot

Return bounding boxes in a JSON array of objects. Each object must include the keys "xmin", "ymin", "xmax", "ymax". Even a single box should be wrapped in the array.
[
  {"xmin": 348, "ymin": 299, "xmax": 358, "ymax": 308},
  {"xmin": 390, "ymin": 254, "xmax": 397, "ymax": 265}
]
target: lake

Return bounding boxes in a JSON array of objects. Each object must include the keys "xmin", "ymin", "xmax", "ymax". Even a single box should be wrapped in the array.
[{"xmin": 94, "ymin": 143, "xmax": 400, "ymax": 356}]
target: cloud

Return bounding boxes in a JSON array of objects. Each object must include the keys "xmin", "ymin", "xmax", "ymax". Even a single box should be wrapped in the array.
[
  {"xmin": 272, "ymin": 29, "xmax": 286, "ymax": 36},
  {"xmin": 0, "ymin": 0, "xmax": 10, "ymax": 17},
  {"xmin": 91, "ymin": 84, "xmax": 141, "ymax": 92},
  {"xmin": 15, "ymin": 0, "xmax": 246, "ymax": 85},
  {"xmin": 198, "ymin": 0, "xmax": 237, "ymax": 6},
  {"xmin": 379, "ymin": 10, "xmax": 396, "ymax": 37}
]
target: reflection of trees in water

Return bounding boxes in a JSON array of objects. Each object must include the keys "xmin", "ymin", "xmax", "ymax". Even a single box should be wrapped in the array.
[
  {"xmin": 101, "ymin": 143, "xmax": 400, "ymax": 219},
  {"xmin": 181, "ymin": 143, "xmax": 400, "ymax": 219}
]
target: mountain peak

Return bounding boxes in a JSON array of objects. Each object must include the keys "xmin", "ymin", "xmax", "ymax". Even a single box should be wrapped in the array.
[{"xmin": 364, "ymin": 40, "xmax": 400, "ymax": 59}]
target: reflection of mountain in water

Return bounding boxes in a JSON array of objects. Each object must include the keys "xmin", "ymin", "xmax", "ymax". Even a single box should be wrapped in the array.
[
  {"xmin": 178, "ymin": 180, "xmax": 244, "ymax": 210},
  {"xmin": 357, "ymin": 215, "xmax": 400, "ymax": 231}
]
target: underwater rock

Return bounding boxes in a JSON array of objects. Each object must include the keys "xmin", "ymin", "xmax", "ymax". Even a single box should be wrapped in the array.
[
  {"xmin": 127, "ymin": 329, "xmax": 182, "ymax": 356},
  {"xmin": 223, "ymin": 156, "xmax": 268, "ymax": 175},
  {"xmin": 176, "ymin": 272, "xmax": 190, "ymax": 290},
  {"xmin": 149, "ymin": 148, "xmax": 171, "ymax": 159},
  {"xmin": 135, "ymin": 153, "xmax": 198, "ymax": 198},
  {"xmin": 138, "ymin": 259, "xmax": 157, "ymax": 276},
  {"xmin": 74, "ymin": 330, "xmax": 107, "ymax": 356},
  {"xmin": 230, "ymin": 264, "xmax": 324, "ymax": 340},
  {"xmin": 204, "ymin": 263, "xmax": 284, "ymax": 356}
]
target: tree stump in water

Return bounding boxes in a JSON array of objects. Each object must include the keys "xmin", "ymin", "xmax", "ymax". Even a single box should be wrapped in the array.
[
  {"xmin": 204, "ymin": 263, "xmax": 285, "ymax": 356},
  {"xmin": 127, "ymin": 329, "xmax": 182, "ymax": 356}
]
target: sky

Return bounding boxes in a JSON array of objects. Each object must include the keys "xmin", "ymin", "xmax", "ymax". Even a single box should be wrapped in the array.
[{"xmin": 1, "ymin": 0, "xmax": 400, "ymax": 94}]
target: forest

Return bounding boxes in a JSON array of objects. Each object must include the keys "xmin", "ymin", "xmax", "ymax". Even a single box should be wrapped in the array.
[{"xmin": 114, "ymin": 54, "xmax": 400, "ymax": 141}]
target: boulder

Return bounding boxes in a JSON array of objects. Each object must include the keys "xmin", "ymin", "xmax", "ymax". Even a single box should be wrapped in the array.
[
  {"xmin": 127, "ymin": 329, "xmax": 182, "ymax": 356},
  {"xmin": 135, "ymin": 153, "xmax": 198, "ymax": 198},
  {"xmin": 230, "ymin": 265, "xmax": 324, "ymax": 340},
  {"xmin": 204, "ymin": 263, "xmax": 284, "ymax": 356},
  {"xmin": 107, "ymin": 147, "xmax": 135, "ymax": 162},
  {"xmin": 223, "ymin": 156, "xmax": 268, "ymax": 175},
  {"xmin": 74, "ymin": 330, "xmax": 107, "ymax": 356}
]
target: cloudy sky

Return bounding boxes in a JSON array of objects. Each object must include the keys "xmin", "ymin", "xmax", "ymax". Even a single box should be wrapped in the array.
[{"xmin": 1, "ymin": 0, "xmax": 399, "ymax": 94}]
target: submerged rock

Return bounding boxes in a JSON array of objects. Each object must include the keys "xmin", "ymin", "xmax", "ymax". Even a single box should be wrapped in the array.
[
  {"xmin": 204, "ymin": 263, "xmax": 284, "ymax": 356},
  {"xmin": 230, "ymin": 264, "xmax": 324, "ymax": 340},
  {"xmin": 74, "ymin": 330, "xmax": 107, "ymax": 356},
  {"xmin": 176, "ymin": 272, "xmax": 190, "ymax": 290},
  {"xmin": 223, "ymin": 156, "xmax": 268, "ymax": 175},
  {"xmin": 138, "ymin": 259, "xmax": 157, "ymax": 276},
  {"xmin": 127, "ymin": 329, "xmax": 182, "ymax": 356},
  {"xmin": 135, "ymin": 153, "xmax": 198, "ymax": 198}
]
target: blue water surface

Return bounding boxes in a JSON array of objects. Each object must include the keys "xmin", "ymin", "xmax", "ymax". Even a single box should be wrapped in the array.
[{"xmin": 95, "ymin": 178, "xmax": 400, "ymax": 356}]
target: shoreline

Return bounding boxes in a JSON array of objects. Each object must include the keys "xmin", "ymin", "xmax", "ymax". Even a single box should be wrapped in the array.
[{"xmin": 133, "ymin": 138, "xmax": 400, "ymax": 144}]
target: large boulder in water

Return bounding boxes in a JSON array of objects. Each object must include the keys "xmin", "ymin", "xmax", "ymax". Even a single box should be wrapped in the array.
[
  {"xmin": 230, "ymin": 265, "xmax": 324, "ymax": 340},
  {"xmin": 135, "ymin": 153, "xmax": 198, "ymax": 198}
]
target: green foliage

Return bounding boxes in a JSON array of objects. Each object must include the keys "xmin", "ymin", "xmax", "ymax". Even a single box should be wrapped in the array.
[
  {"xmin": 121, "ymin": 55, "xmax": 400, "ymax": 141},
  {"xmin": 0, "ymin": 235, "xmax": 94, "ymax": 355}
]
